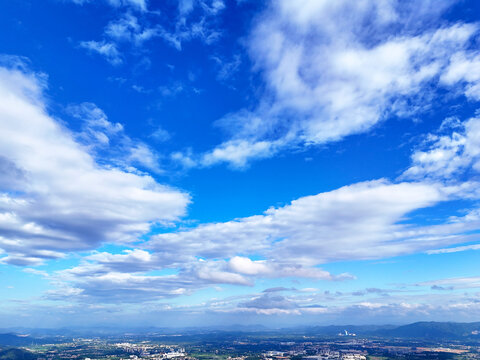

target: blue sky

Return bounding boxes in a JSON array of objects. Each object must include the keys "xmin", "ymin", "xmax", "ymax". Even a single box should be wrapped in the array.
[{"xmin": 1, "ymin": 0, "xmax": 480, "ymax": 329}]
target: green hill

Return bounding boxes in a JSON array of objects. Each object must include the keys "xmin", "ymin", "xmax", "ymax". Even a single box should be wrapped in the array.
[
  {"xmin": 376, "ymin": 321, "xmax": 480, "ymax": 339},
  {"xmin": 0, "ymin": 335, "xmax": 34, "ymax": 347},
  {"xmin": 0, "ymin": 348, "xmax": 37, "ymax": 360}
]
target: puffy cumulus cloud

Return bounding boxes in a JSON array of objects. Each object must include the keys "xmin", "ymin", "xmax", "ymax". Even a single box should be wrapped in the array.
[
  {"xmin": 441, "ymin": 52, "xmax": 480, "ymax": 100},
  {"xmin": 228, "ymin": 256, "xmax": 270, "ymax": 275},
  {"xmin": 0, "ymin": 63, "xmax": 189, "ymax": 265},
  {"xmin": 181, "ymin": 0, "xmax": 480, "ymax": 168},
  {"xmin": 191, "ymin": 260, "xmax": 252, "ymax": 286},
  {"xmin": 404, "ymin": 116, "xmax": 480, "ymax": 180},
  {"xmin": 149, "ymin": 179, "xmax": 478, "ymax": 267},
  {"xmin": 228, "ymin": 257, "xmax": 352, "ymax": 281}
]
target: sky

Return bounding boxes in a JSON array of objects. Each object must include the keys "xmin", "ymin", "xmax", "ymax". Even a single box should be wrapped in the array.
[{"xmin": 1, "ymin": 0, "xmax": 480, "ymax": 329}]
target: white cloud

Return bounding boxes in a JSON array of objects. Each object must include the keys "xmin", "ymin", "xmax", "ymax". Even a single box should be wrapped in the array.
[
  {"xmin": 228, "ymin": 256, "xmax": 269, "ymax": 275},
  {"xmin": 201, "ymin": 139, "xmax": 282, "ymax": 168},
  {"xmin": 150, "ymin": 126, "xmax": 171, "ymax": 142},
  {"xmin": 104, "ymin": 13, "xmax": 159, "ymax": 46},
  {"xmin": 49, "ymin": 271, "xmax": 191, "ymax": 302},
  {"xmin": 419, "ymin": 276, "xmax": 480, "ymax": 290},
  {"xmin": 427, "ymin": 243, "xmax": 480, "ymax": 254},
  {"xmin": 181, "ymin": 0, "xmax": 480, "ymax": 168},
  {"xmin": 79, "ymin": 13, "xmax": 160, "ymax": 65},
  {"xmin": 108, "ymin": 0, "xmax": 147, "ymax": 11},
  {"xmin": 105, "ymin": 13, "xmax": 141, "ymax": 41},
  {"xmin": 174, "ymin": 137, "xmax": 289, "ymax": 169},
  {"xmin": 68, "ymin": 102, "xmax": 123, "ymax": 146},
  {"xmin": 8, "ymin": 289, "xmax": 480, "ymax": 326},
  {"xmin": 79, "ymin": 40, "xmax": 123, "ymax": 65},
  {"xmin": 68, "ymin": 102, "xmax": 164, "ymax": 173},
  {"xmin": 238, "ymin": 294, "xmax": 298, "ymax": 312},
  {"xmin": 210, "ymin": 54, "xmax": 241, "ymax": 82},
  {"xmin": 2, "ymin": 76, "xmax": 479, "ymax": 298},
  {"xmin": 148, "ymin": 179, "xmax": 476, "ymax": 267},
  {"xmin": 157, "ymin": 0, "xmax": 225, "ymax": 51},
  {"xmin": 126, "ymin": 143, "xmax": 163, "ymax": 173},
  {"xmin": 76, "ymin": 1, "xmax": 225, "ymax": 67},
  {"xmin": 0, "ymin": 63, "xmax": 189, "ymax": 265},
  {"xmin": 178, "ymin": 0, "xmax": 195, "ymax": 17},
  {"xmin": 86, "ymin": 249, "xmax": 155, "ymax": 272},
  {"xmin": 441, "ymin": 52, "xmax": 480, "ymax": 100},
  {"xmin": 403, "ymin": 116, "xmax": 480, "ymax": 180},
  {"xmin": 193, "ymin": 261, "xmax": 252, "ymax": 286},
  {"xmin": 70, "ymin": 0, "xmax": 147, "ymax": 12},
  {"xmin": 228, "ymin": 256, "xmax": 351, "ymax": 281},
  {"xmin": 36, "ymin": 245, "xmax": 351, "ymax": 303},
  {"xmin": 42, "ymin": 256, "xmax": 251, "ymax": 302}
]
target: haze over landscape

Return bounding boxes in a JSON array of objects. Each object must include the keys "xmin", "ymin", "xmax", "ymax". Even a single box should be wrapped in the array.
[{"xmin": 1, "ymin": 0, "xmax": 480, "ymax": 330}]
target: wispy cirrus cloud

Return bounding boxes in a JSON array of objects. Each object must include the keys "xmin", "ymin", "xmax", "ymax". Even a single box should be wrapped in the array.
[
  {"xmin": 77, "ymin": 1, "xmax": 226, "ymax": 65},
  {"xmin": 427, "ymin": 243, "xmax": 480, "ymax": 254},
  {"xmin": 79, "ymin": 40, "xmax": 123, "ymax": 65},
  {"xmin": 68, "ymin": 102, "xmax": 164, "ymax": 173},
  {"xmin": 69, "ymin": 0, "xmax": 148, "ymax": 12},
  {"xmin": 419, "ymin": 276, "xmax": 480, "ymax": 290},
  {"xmin": 156, "ymin": 0, "xmax": 226, "ymax": 51}
]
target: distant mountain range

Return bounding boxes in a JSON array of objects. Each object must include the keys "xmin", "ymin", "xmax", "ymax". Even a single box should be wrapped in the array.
[
  {"xmin": 295, "ymin": 321, "xmax": 480, "ymax": 339},
  {"xmin": 1, "ymin": 321, "xmax": 480, "ymax": 345},
  {"xmin": 376, "ymin": 321, "xmax": 480, "ymax": 339}
]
